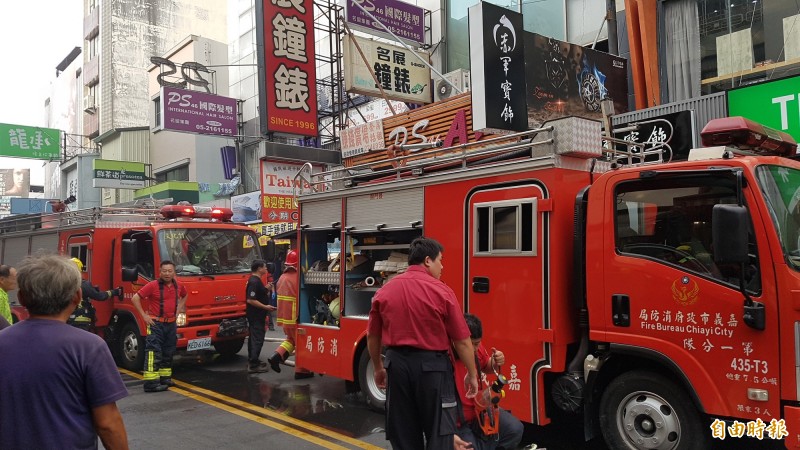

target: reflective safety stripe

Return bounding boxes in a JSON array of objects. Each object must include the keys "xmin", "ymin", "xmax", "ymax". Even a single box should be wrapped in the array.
[
  {"xmin": 442, "ymin": 401, "xmax": 458, "ymax": 408},
  {"xmin": 142, "ymin": 371, "xmax": 159, "ymax": 381},
  {"xmin": 158, "ymin": 368, "xmax": 172, "ymax": 377},
  {"xmin": 279, "ymin": 341, "xmax": 295, "ymax": 354},
  {"xmin": 146, "ymin": 350, "xmax": 155, "ymax": 373}
]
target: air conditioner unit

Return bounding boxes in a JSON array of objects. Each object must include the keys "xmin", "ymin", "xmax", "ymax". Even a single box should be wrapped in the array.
[
  {"xmin": 434, "ymin": 69, "xmax": 471, "ymax": 102},
  {"xmin": 83, "ymin": 95, "xmax": 96, "ymax": 114}
]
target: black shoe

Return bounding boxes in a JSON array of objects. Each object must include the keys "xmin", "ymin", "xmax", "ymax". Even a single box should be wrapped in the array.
[
  {"xmin": 248, "ymin": 362, "xmax": 269, "ymax": 373},
  {"xmin": 268, "ymin": 354, "xmax": 282, "ymax": 373},
  {"xmin": 294, "ymin": 372, "xmax": 314, "ymax": 380},
  {"xmin": 160, "ymin": 378, "xmax": 176, "ymax": 387},
  {"xmin": 144, "ymin": 384, "xmax": 169, "ymax": 393}
]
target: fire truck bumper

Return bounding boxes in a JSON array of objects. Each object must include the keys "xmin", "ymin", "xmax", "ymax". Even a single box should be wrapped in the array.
[
  {"xmin": 786, "ymin": 405, "xmax": 800, "ymax": 449},
  {"xmin": 218, "ymin": 317, "xmax": 248, "ymax": 337}
]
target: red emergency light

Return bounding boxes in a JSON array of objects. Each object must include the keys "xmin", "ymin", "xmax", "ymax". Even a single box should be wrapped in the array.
[
  {"xmin": 701, "ymin": 116, "xmax": 797, "ymax": 156},
  {"xmin": 159, "ymin": 204, "xmax": 233, "ymax": 221}
]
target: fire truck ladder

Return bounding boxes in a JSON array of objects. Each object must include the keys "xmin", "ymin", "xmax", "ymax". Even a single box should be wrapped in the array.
[{"xmin": 293, "ymin": 125, "xmax": 557, "ymax": 195}]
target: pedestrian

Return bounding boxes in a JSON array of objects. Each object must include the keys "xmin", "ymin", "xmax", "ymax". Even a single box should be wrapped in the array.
[
  {"xmin": 0, "ymin": 264, "xmax": 17, "ymax": 330},
  {"xmin": 367, "ymin": 237, "xmax": 479, "ymax": 450},
  {"xmin": 130, "ymin": 260, "xmax": 187, "ymax": 392},
  {"xmin": 267, "ymin": 249, "xmax": 314, "ymax": 379},
  {"xmin": 0, "ymin": 254, "xmax": 129, "ymax": 449},
  {"xmin": 455, "ymin": 313, "xmax": 524, "ymax": 450},
  {"xmin": 246, "ymin": 259, "xmax": 276, "ymax": 373},
  {"xmin": 261, "ymin": 262, "xmax": 277, "ymax": 331},
  {"xmin": 68, "ymin": 257, "xmax": 123, "ymax": 331}
]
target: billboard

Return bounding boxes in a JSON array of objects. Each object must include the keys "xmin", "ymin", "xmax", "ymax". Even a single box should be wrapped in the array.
[
  {"xmin": 613, "ymin": 110, "xmax": 696, "ymax": 162},
  {"xmin": 524, "ymin": 33, "xmax": 628, "ymax": 128},
  {"xmin": 10, "ymin": 198, "xmax": 53, "ymax": 215},
  {"xmin": 0, "ymin": 123, "xmax": 60, "ymax": 160},
  {"xmin": 341, "ymin": 120, "xmax": 385, "ymax": 159},
  {"xmin": 345, "ymin": 0, "xmax": 426, "ymax": 46},
  {"xmin": 468, "ymin": 2, "xmax": 528, "ymax": 134},
  {"xmin": 256, "ymin": 0, "xmax": 318, "ymax": 137},
  {"xmin": 728, "ymin": 75, "xmax": 800, "ymax": 142},
  {"xmin": 92, "ymin": 160, "xmax": 147, "ymax": 189},
  {"xmin": 260, "ymin": 159, "xmax": 323, "ymax": 227},
  {"xmin": 344, "ymin": 35, "xmax": 432, "ymax": 104},
  {"xmin": 160, "ymin": 87, "xmax": 237, "ymax": 136},
  {"xmin": 0, "ymin": 169, "xmax": 30, "ymax": 197}
]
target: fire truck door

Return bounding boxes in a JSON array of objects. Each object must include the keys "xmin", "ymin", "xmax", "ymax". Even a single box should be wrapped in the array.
[
  {"xmin": 466, "ymin": 182, "xmax": 546, "ymax": 424},
  {"xmin": 600, "ymin": 172, "xmax": 780, "ymax": 420}
]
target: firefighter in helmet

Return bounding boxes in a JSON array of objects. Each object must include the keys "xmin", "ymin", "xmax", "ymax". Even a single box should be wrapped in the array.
[
  {"xmin": 267, "ymin": 250, "xmax": 313, "ymax": 379},
  {"xmin": 68, "ymin": 258, "xmax": 123, "ymax": 331}
]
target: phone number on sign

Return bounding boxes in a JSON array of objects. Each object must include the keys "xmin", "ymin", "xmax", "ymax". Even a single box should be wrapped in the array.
[{"xmin": 196, "ymin": 124, "xmax": 234, "ymax": 134}]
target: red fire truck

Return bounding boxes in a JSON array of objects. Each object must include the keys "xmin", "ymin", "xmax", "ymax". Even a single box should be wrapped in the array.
[
  {"xmin": 290, "ymin": 116, "xmax": 800, "ymax": 449},
  {"xmin": 1, "ymin": 201, "xmax": 260, "ymax": 371}
]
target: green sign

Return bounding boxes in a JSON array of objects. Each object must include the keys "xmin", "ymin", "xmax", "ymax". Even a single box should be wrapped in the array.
[
  {"xmin": 728, "ymin": 75, "xmax": 800, "ymax": 142},
  {"xmin": 0, "ymin": 123, "xmax": 61, "ymax": 160},
  {"xmin": 92, "ymin": 159, "xmax": 146, "ymax": 189}
]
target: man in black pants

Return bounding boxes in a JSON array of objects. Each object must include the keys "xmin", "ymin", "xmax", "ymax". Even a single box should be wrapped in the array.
[
  {"xmin": 245, "ymin": 259, "xmax": 275, "ymax": 373},
  {"xmin": 367, "ymin": 237, "xmax": 479, "ymax": 449}
]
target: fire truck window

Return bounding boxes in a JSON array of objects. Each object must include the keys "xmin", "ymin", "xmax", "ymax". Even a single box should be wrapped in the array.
[
  {"xmin": 521, "ymin": 203, "xmax": 533, "ymax": 252},
  {"xmin": 122, "ymin": 232, "xmax": 154, "ymax": 279},
  {"xmin": 476, "ymin": 207, "xmax": 489, "ymax": 252},
  {"xmin": 615, "ymin": 178, "xmax": 761, "ymax": 292},
  {"xmin": 493, "ymin": 206, "xmax": 517, "ymax": 250}
]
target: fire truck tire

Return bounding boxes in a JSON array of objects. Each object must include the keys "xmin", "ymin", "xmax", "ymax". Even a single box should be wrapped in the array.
[
  {"xmin": 599, "ymin": 371, "xmax": 707, "ymax": 450},
  {"xmin": 117, "ymin": 322, "xmax": 144, "ymax": 372},
  {"xmin": 214, "ymin": 338, "xmax": 245, "ymax": 357},
  {"xmin": 358, "ymin": 349, "xmax": 386, "ymax": 412}
]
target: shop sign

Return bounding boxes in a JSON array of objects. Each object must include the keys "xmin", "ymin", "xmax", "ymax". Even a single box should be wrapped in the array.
[
  {"xmin": 341, "ymin": 120, "xmax": 385, "ymax": 158},
  {"xmin": 345, "ymin": 0, "xmax": 426, "ymax": 46},
  {"xmin": 160, "ymin": 87, "xmax": 237, "ymax": 137},
  {"xmin": 0, "ymin": 123, "xmax": 60, "ymax": 160},
  {"xmin": 728, "ymin": 75, "xmax": 800, "ymax": 142},
  {"xmin": 92, "ymin": 159, "xmax": 146, "ymax": 189}
]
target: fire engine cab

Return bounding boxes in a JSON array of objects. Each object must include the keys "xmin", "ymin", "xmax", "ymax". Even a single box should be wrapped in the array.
[
  {"xmin": 290, "ymin": 115, "xmax": 800, "ymax": 449},
  {"xmin": 1, "ymin": 200, "xmax": 261, "ymax": 371}
]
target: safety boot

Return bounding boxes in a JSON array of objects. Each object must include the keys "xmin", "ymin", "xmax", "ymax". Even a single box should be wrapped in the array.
[
  {"xmin": 144, "ymin": 382, "xmax": 169, "ymax": 393},
  {"xmin": 267, "ymin": 352, "xmax": 283, "ymax": 373},
  {"xmin": 160, "ymin": 377, "xmax": 176, "ymax": 387}
]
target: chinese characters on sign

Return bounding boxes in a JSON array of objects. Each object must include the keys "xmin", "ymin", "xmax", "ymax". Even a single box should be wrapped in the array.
[
  {"xmin": 260, "ymin": 159, "xmax": 321, "ymax": 229},
  {"xmin": 0, "ymin": 123, "xmax": 61, "ymax": 160},
  {"xmin": 468, "ymin": 3, "xmax": 527, "ymax": 134},
  {"xmin": 346, "ymin": 0, "xmax": 426, "ymax": 46},
  {"xmin": 258, "ymin": 0, "xmax": 318, "ymax": 136},
  {"xmin": 91, "ymin": 160, "xmax": 146, "ymax": 189},
  {"xmin": 344, "ymin": 35, "xmax": 431, "ymax": 104},
  {"xmin": 710, "ymin": 418, "xmax": 788, "ymax": 441},
  {"xmin": 610, "ymin": 111, "xmax": 696, "ymax": 162},
  {"xmin": 160, "ymin": 87, "xmax": 238, "ymax": 137},
  {"xmin": 341, "ymin": 120, "xmax": 385, "ymax": 158}
]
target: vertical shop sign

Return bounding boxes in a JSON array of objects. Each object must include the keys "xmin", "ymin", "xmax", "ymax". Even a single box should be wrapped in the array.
[
  {"xmin": 468, "ymin": 2, "xmax": 527, "ymax": 134},
  {"xmin": 256, "ymin": 0, "xmax": 318, "ymax": 137}
]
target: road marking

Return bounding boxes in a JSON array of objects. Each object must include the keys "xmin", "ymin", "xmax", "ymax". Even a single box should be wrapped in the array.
[{"xmin": 119, "ymin": 369, "xmax": 383, "ymax": 450}]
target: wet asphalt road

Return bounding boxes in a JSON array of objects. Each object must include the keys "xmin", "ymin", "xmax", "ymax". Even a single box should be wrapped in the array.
[{"xmin": 133, "ymin": 329, "xmax": 784, "ymax": 450}]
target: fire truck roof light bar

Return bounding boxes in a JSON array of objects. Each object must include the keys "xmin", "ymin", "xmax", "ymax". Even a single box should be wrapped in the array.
[{"xmin": 701, "ymin": 116, "xmax": 797, "ymax": 156}]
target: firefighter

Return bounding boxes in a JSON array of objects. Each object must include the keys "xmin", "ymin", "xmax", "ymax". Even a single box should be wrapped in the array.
[
  {"xmin": 246, "ymin": 259, "xmax": 275, "ymax": 373},
  {"xmin": 267, "ymin": 250, "xmax": 314, "ymax": 379},
  {"xmin": 67, "ymin": 258, "xmax": 122, "ymax": 331},
  {"xmin": 131, "ymin": 260, "xmax": 187, "ymax": 392},
  {"xmin": 367, "ymin": 237, "xmax": 479, "ymax": 450},
  {"xmin": 454, "ymin": 313, "xmax": 524, "ymax": 450}
]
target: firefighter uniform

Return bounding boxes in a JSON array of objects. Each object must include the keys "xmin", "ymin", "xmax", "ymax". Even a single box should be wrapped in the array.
[
  {"xmin": 368, "ymin": 264, "xmax": 472, "ymax": 450},
  {"xmin": 133, "ymin": 274, "xmax": 187, "ymax": 392},
  {"xmin": 267, "ymin": 250, "xmax": 312, "ymax": 378}
]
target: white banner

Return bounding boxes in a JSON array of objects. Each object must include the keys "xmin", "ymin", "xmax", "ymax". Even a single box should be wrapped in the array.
[{"xmin": 341, "ymin": 120, "xmax": 385, "ymax": 158}]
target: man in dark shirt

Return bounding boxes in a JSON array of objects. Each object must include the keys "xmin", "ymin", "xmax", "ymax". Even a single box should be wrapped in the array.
[
  {"xmin": 246, "ymin": 259, "xmax": 275, "ymax": 373},
  {"xmin": 0, "ymin": 254, "xmax": 128, "ymax": 449},
  {"xmin": 68, "ymin": 257, "xmax": 122, "ymax": 331},
  {"xmin": 368, "ymin": 237, "xmax": 479, "ymax": 450}
]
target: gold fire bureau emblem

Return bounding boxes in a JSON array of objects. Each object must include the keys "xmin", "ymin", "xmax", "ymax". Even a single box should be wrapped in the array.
[{"xmin": 671, "ymin": 276, "xmax": 699, "ymax": 306}]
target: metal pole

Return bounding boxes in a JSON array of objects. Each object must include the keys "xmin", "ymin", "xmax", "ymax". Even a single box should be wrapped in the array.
[
  {"xmin": 347, "ymin": 0, "xmax": 462, "ymax": 94},
  {"xmin": 342, "ymin": 21, "xmax": 397, "ymax": 115},
  {"xmin": 607, "ymin": 0, "xmax": 619, "ymax": 55}
]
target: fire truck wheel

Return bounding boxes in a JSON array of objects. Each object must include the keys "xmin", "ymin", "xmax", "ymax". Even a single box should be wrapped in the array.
[
  {"xmin": 117, "ymin": 322, "xmax": 144, "ymax": 372},
  {"xmin": 358, "ymin": 349, "xmax": 386, "ymax": 412},
  {"xmin": 214, "ymin": 338, "xmax": 245, "ymax": 358},
  {"xmin": 599, "ymin": 371, "xmax": 707, "ymax": 450}
]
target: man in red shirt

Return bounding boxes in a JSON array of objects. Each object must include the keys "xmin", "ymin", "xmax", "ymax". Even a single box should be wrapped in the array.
[
  {"xmin": 454, "ymin": 314, "xmax": 524, "ymax": 450},
  {"xmin": 368, "ymin": 237, "xmax": 479, "ymax": 450},
  {"xmin": 131, "ymin": 260, "xmax": 187, "ymax": 392},
  {"xmin": 267, "ymin": 250, "xmax": 313, "ymax": 379}
]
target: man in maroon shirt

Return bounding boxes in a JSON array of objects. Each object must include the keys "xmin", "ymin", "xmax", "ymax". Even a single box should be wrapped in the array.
[
  {"xmin": 131, "ymin": 260, "xmax": 187, "ymax": 392},
  {"xmin": 368, "ymin": 237, "xmax": 479, "ymax": 450}
]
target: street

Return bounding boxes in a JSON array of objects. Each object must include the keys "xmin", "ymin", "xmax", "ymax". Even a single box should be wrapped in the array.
[{"xmin": 115, "ymin": 330, "xmax": 785, "ymax": 450}]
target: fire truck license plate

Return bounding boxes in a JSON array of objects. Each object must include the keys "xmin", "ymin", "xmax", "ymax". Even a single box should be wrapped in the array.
[{"xmin": 187, "ymin": 337, "xmax": 212, "ymax": 351}]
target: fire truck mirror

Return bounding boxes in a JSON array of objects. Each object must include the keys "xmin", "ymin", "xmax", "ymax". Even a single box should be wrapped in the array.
[
  {"xmin": 122, "ymin": 239, "xmax": 139, "ymax": 268},
  {"xmin": 122, "ymin": 267, "xmax": 138, "ymax": 282},
  {"xmin": 711, "ymin": 204, "xmax": 748, "ymax": 264}
]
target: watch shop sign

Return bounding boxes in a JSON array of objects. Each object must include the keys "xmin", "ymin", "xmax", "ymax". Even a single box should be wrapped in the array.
[{"xmin": 160, "ymin": 87, "xmax": 237, "ymax": 137}]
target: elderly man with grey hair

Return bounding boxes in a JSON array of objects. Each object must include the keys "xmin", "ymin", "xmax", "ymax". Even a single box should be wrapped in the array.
[{"xmin": 0, "ymin": 254, "xmax": 129, "ymax": 450}]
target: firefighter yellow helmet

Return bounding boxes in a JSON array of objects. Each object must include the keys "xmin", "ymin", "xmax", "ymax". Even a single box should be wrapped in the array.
[{"xmin": 71, "ymin": 257, "xmax": 84, "ymax": 271}]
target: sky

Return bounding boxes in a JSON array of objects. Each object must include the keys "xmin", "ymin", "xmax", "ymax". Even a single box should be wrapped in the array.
[{"xmin": 0, "ymin": 1, "xmax": 83, "ymax": 185}]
